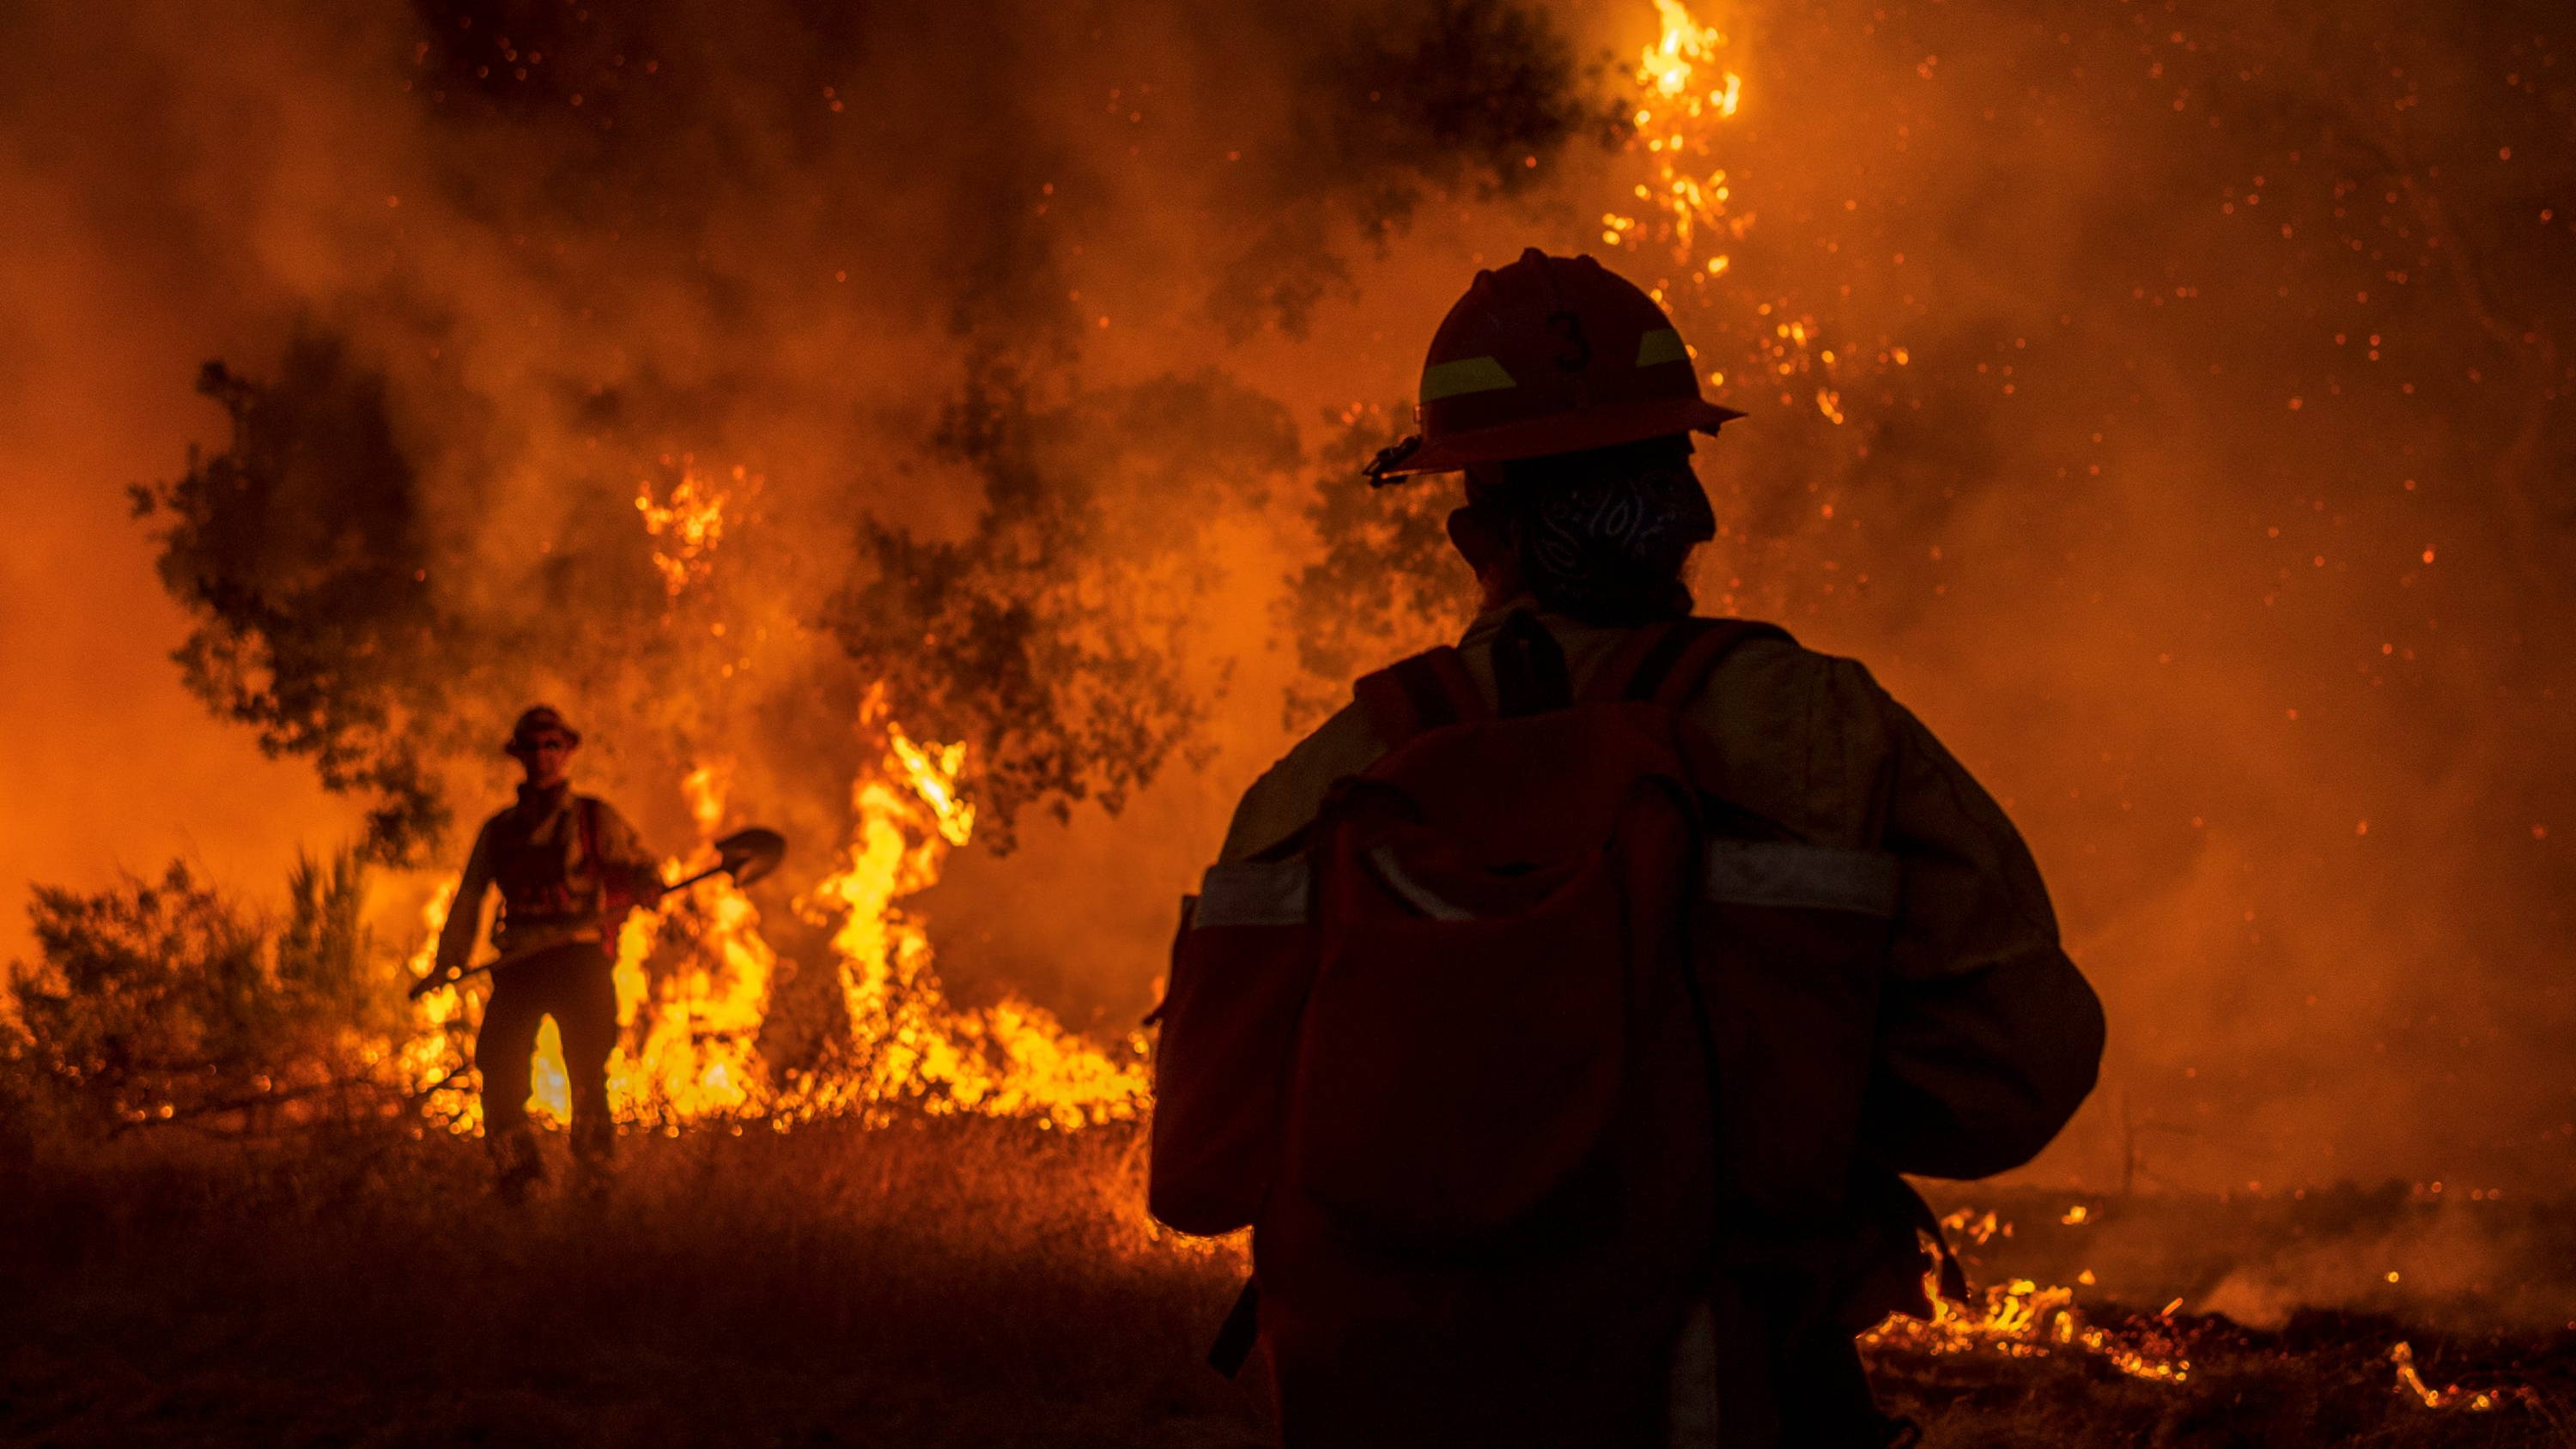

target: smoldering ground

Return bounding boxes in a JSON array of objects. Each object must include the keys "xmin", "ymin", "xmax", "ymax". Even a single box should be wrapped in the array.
[
  {"xmin": 8, "ymin": 1127, "xmax": 2576, "ymax": 1447},
  {"xmin": 2, "ymin": 0, "xmax": 2573, "ymax": 1240}
]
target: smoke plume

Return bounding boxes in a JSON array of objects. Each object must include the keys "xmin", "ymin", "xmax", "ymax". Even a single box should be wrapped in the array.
[{"xmin": 3, "ymin": 0, "xmax": 2571, "ymax": 1193}]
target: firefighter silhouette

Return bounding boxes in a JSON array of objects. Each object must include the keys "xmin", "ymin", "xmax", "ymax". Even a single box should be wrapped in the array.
[
  {"xmin": 430, "ymin": 705, "xmax": 664, "ymax": 1200},
  {"xmin": 1151, "ymin": 250, "xmax": 2104, "ymax": 1448}
]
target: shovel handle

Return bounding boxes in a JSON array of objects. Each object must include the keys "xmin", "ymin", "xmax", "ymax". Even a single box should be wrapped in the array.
[
  {"xmin": 657, "ymin": 864, "xmax": 726, "ymax": 897},
  {"xmin": 409, "ymin": 961, "xmax": 488, "ymax": 999},
  {"xmin": 406, "ymin": 859, "xmax": 748, "ymax": 998}
]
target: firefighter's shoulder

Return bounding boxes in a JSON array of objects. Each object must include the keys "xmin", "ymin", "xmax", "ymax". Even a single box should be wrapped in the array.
[
  {"xmin": 571, "ymin": 793, "xmax": 649, "ymax": 842},
  {"xmin": 1680, "ymin": 630, "xmax": 1910, "ymax": 846},
  {"xmin": 1686, "ymin": 627, "xmax": 1903, "ymax": 736},
  {"xmin": 1217, "ymin": 701, "xmax": 1390, "ymax": 864}
]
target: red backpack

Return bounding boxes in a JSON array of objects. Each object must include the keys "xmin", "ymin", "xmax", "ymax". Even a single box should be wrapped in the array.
[
  {"xmin": 1152, "ymin": 610, "xmax": 1794, "ymax": 1218},
  {"xmin": 1151, "ymin": 614, "xmax": 1913, "ymax": 1447}
]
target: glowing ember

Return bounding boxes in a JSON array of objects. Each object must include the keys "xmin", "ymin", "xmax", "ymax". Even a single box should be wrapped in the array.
[
  {"xmin": 1602, "ymin": 0, "xmax": 1875, "ymax": 424},
  {"xmin": 1860, "ymin": 1208, "xmax": 2188, "ymax": 1381},
  {"xmin": 2390, "ymin": 1341, "xmax": 2520, "ymax": 1412},
  {"xmin": 1862, "ymin": 1263, "xmax": 2194, "ymax": 1385},
  {"xmin": 1604, "ymin": 0, "xmax": 1746, "ymax": 288},
  {"xmin": 1943, "ymin": 1205, "xmax": 2009, "ymax": 1246},
  {"xmin": 634, "ymin": 461, "xmax": 733, "ymax": 597}
]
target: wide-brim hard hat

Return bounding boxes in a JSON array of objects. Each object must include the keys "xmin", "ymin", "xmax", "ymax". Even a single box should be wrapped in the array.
[
  {"xmin": 1366, "ymin": 248, "xmax": 1743, "ymax": 482},
  {"xmin": 504, "ymin": 704, "xmax": 582, "ymax": 755}
]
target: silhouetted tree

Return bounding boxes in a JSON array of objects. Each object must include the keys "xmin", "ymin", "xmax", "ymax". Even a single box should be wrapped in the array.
[
  {"xmin": 829, "ymin": 366, "xmax": 1299, "ymax": 847},
  {"xmin": 132, "ymin": 344, "xmax": 459, "ymax": 863}
]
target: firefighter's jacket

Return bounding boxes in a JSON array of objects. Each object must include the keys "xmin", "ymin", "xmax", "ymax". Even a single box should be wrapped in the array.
[
  {"xmin": 434, "ymin": 782, "xmax": 662, "ymax": 979},
  {"xmin": 1220, "ymin": 603, "xmax": 2103, "ymax": 1212}
]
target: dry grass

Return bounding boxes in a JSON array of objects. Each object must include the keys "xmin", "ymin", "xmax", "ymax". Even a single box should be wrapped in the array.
[
  {"xmin": 0, "ymin": 1118, "xmax": 1265, "ymax": 1448},
  {"xmin": 4, "ymin": 1122, "xmax": 2573, "ymax": 1447}
]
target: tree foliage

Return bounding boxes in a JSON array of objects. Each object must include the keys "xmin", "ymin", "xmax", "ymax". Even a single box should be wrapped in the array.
[
  {"xmin": 1279, "ymin": 405, "xmax": 1477, "ymax": 726},
  {"xmin": 132, "ymin": 343, "xmax": 460, "ymax": 863},
  {"xmin": 5, "ymin": 851, "xmax": 407, "ymax": 1134},
  {"xmin": 1212, "ymin": 0, "xmax": 1626, "ymax": 336},
  {"xmin": 830, "ymin": 367, "xmax": 1300, "ymax": 847}
]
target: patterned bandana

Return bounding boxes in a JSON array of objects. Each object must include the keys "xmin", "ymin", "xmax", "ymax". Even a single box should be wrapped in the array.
[{"xmin": 1514, "ymin": 462, "xmax": 1716, "ymax": 621}]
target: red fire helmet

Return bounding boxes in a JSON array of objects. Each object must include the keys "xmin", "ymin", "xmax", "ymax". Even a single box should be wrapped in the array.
[
  {"xmin": 504, "ymin": 703, "xmax": 581, "ymax": 755},
  {"xmin": 1365, "ymin": 248, "xmax": 1742, "ymax": 483}
]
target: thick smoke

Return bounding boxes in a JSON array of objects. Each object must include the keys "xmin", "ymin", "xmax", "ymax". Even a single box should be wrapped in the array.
[
  {"xmin": 3, "ymin": 0, "xmax": 2572, "ymax": 1194},
  {"xmin": 3, "ymin": 0, "xmax": 1620, "ymax": 1060},
  {"xmin": 1588, "ymin": 0, "xmax": 2576, "ymax": 1196}
]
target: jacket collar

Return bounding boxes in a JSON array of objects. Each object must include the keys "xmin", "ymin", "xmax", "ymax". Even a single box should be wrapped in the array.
[
  {"xmin": 1459, "ymin": 594, "xmax": 1546, "ymax": 646},
  {"xmin": 513, "ymin": 779, "xmax": 573, "ymax": 818}
]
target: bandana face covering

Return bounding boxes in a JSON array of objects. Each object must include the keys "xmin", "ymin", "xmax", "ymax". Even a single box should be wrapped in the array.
[{"xmin": 1515, "ymin": 461, "xmax": 1716, "ymax": 621}]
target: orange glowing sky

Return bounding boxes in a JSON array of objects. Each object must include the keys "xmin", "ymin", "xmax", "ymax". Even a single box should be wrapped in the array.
[{"xmin": 3, "ymin": 0, "xmax": 2571, "ymax": 1194}]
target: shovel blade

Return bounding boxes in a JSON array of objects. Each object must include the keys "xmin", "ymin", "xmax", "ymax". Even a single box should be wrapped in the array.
[{"xmin": 713, "ymin": 827, "xmax": 787, "ymax": 888}]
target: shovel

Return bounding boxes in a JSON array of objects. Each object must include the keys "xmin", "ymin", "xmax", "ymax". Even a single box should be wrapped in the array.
[
  {"xmin": 659, "ymin": 826, "xmax": 787, "ymax": 897},
  {"xmin": 410, "ymin": 827, "xmax": 787, "ymax": 999}
]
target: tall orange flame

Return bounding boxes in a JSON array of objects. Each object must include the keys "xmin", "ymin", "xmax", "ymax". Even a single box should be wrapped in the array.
[{"xmin": 400, "ymin": 725, "xmax": 1145, "ymax": 1138}]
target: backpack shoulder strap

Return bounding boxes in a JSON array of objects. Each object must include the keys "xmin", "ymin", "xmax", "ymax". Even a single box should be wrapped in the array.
[
  {"xmin": 577, "ymin": 796, "xmax": 604, "ymax": 875},
  {"xmin": 1489, "ymin": 609, "xmax": 1573, "ymax": 718},
  {"xmin": 1353, "ymin": 645, "xmax": 1487, "ymax": 746},
  {"xmin": 1582, "ymin": 617, "xmax": 1797, "ymax": 707}
]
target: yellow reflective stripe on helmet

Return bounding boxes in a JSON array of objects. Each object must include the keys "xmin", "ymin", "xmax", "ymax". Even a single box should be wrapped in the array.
[
  {"xmin": 1636, "ymin": 327, "xmax": 1690, "ymax": 367},
  {"xmin": 1419, "ymin": 355, "xmax": 1516, "ymax": 402}
]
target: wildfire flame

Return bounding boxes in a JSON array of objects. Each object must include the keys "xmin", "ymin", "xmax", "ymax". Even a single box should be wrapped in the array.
[
  {"xmin": 1603, "ymin": 0, "xmax": 1906, "ymax": 430},
  {"xmin": 1855, "ymin": 1206, "xmax": 2191, "ymax": 1379},
  {"xmin": 401, "ymin": 724, "xmax": 1145, "ymax": 1138},
  {"xmin": 1605, "ymin": 0, "xmax": 1747, "ymax": 294},
  {"xmin": 1862, "ymin": 1266, "xmax": 2194, "ymax": 1384},
  {"xmin": 607, "ymin": 787, "xmax": 775, "ymax": 1124},
  {"xmin": 398, "ymin": 453, "xmax": 1149, "ymax": 1138},
  {"xmin": 2391, "ymin": 1341, "xmax": 2514, "ymax": 1412},
  {"xmin": 1862, "ymin": 1220, "xmax": 2536, "ymax": 1413},
  {"xmin": 786, "ymin": 724, "xmax": 1145, "ymax": 1130},
  {"xmin": 634, "ymin": 460, "xmax": 733, "ymax": 597},
  {"xmin": 400, "ymin": 879, "xmax": 479, "ymax": 1127}
]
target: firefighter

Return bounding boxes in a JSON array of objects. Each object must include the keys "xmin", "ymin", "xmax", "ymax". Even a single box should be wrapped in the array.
[
  {"xmin": 1152, "ymin": 250, "xmax": 2105, "ymax": 1447},
  {"xmin": 432, "ymin": 705, "xmax": 664, "ymax": 1201}
]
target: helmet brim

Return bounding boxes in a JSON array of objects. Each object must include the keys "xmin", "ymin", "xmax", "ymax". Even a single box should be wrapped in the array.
[
  {"xmin": 505, "ymin": 729, "xmax": 582, "ymax": 755},
  {"xmin": 1375, "ymin": 397, "xmax": 1746, "ymax": 478}
]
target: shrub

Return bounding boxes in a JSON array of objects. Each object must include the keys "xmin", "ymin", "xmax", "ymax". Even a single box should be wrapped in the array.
[{"xmin": 5, "ymin": 848, "xmax": 410, "ymax": 1136}]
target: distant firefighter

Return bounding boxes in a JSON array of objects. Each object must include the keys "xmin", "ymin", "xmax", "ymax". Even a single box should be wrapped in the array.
[
  {"xmin": 427, "ymin": 705, "xmax": 663, "ymax": 1202},
  {"xmin": 1149, "ymin": 250, "xmax": 2104, "ymax": 1448}
]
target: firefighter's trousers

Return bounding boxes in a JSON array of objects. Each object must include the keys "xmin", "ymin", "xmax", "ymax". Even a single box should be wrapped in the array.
[{"xmin": 478, "ymin": 940, "xmax": 619, "ymax": 1164}]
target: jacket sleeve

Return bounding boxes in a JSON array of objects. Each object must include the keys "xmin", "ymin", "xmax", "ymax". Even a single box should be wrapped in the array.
[
  {"xmin": 1217, "ymin": 703, "xmax": 1389, "ymax": 864},
  {"xmin": 590, "ymin": 801, "xmax": 665, "ymax": 907},
  {"xmin": 434, "ymin": 822, "xmax": 495, "ymax": 979},
  {"xmin": 1859, "ymin": 682, "xmax": 2105, "ymax": 1179}
]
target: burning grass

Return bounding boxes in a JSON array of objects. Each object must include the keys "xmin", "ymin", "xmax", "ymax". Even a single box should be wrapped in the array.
[{"xmin": 6, "ymin": 1121, "xmax": 2575, "ymax": 1447}]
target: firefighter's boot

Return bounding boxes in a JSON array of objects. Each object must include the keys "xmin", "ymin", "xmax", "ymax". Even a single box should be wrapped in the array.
[
  {"xmin": 489, "ymin": 1123, "xmax": 546, "ymax": 1204},
  {"xmin": 569, "ymin": 1121, "xmax": 616, "ymax": 1203}
]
